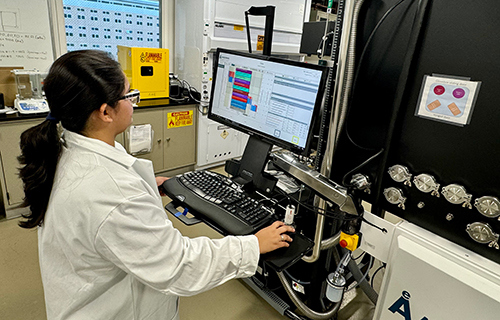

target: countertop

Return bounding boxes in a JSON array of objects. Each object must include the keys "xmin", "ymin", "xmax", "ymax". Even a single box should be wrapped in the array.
[{"xmin": 0, "ymin": 98, "xmax": 196, "ymax": 123}]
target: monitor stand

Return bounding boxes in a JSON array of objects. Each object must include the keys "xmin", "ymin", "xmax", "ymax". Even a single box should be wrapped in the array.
[{"xmin": 225, "ymin": 135, "xmax": 277, "ymax": 194}]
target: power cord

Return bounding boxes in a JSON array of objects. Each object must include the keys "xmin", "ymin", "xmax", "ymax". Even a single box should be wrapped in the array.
[
  {"xmin": 169, "ymin": 73, "xmax": 209, "ymax": 115},
  {"xmin": 317, "ymin": 31, "xmax": 334, "ymax": 59},
  {"xmin": 180, "ymin": 79, "xmax": 209, "ymax": 115},
  {"xmin": 370, "ymin": 262, "xmax": 386, "ymax": 288},
  {"xmin": 284, "ymin": 269, "xmax": 311, "ymax": 286},
  {"xmin": 347, "ymin": 255, "xmax": 374, "ymax": 291},
  {"xmin": 362, "ymin": 217, "xmax": 387, "ymax": 234},
  {"xmin": 341, "ymin": 148, "xmax": 384, "ymax": 187},
  {"xmin": 344, "ymin": 0, "xmax": 409, "ymax": 150},
  {"xmin": 352, "ymin": 251, "xmax": 365, "ymax": 261},
  {"xmin": 274, "ymin": 187, "xmax": 358, "ymax": 221}
]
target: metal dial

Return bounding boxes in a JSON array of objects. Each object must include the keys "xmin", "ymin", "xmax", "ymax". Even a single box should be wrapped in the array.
[
  {"xmin": 474, "ymin": 196, "xmax": 500, "ymax": 218},
  {"xmin": 441, "ymin": 184, "xmax": 472, "ymax": 209},
  {"xmin": 383, "ymin": 187, "xmax": 406, "ymax": 210},
  {"xmin": 350, "ymin": 173, "xmax": 371, "ymax": 194},
  {"xmin": 413, "ymin": 173, "xmax": 440, "ymax": 197},
  {"xmin": 388, "ymin": 165, "xmax": 412, "ymax": 186},
  {"xmin": 466, "ymin": 222, "xmax": 499, "ymax": 248}
]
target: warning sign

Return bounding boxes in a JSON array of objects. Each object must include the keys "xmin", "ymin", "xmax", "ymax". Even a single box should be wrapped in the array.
[
  {"xmin": 140, "ymin": 51, "xmax": 163, "ymax": 63},
  {"xmin": 167, "ymin": 110, "xmax": 193, "ymax": 128}
]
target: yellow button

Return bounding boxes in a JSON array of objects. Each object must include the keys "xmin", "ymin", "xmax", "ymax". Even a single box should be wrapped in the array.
[{"xmin": 339, "ymin": 232, "xmax": 360, "ymax": 251}]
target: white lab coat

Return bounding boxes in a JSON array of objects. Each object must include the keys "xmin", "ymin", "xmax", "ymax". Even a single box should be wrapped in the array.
[{"xmin": 38, "ymin": 130, "xmax": 260, "ymax": 320}]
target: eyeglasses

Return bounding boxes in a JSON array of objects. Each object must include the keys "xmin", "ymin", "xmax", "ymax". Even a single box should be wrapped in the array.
[{"xmin": 119, "ymin": 89, "xmax": 140, "ymax": 105}]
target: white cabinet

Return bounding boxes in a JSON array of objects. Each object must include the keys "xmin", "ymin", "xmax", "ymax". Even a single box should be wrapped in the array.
[
  {"xmin": 0, "ymin": 105, "xmax": 197, "ymax": 219},
  {"xmin": 0, "ymin": 119, "xmax": 43, "ymax": 218},
  {"xmin": 122, "ymin": 105, "xmax": 197, "ymax": 173}
]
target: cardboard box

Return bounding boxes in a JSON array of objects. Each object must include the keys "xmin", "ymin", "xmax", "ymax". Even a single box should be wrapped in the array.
[{"xmin": 0, "ymin": 67, "xmax": 23, "ymax": 107}]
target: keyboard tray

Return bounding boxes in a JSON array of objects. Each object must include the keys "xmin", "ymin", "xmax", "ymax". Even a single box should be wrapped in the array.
[{"xmin": 163, "ymin": 170, "xmax": 315, "ymax": 271}]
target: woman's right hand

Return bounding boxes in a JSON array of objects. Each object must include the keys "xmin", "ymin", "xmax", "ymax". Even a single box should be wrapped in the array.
[{"xmin": 254, "ymin": 221, "xmax": 295, "ymax": 254}]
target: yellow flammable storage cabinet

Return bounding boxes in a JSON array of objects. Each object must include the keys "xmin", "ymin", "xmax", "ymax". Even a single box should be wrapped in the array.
[{"xmin": 117, "ymin": 46, "xmax": 169, "ymax": 99}]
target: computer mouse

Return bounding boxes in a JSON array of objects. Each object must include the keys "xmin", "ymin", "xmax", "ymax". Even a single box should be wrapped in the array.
[{"xmin": 283, "ymin": 231, "xmax": 296, "ymax": 241}]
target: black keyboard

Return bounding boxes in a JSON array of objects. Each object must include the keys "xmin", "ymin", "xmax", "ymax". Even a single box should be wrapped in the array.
[{"xmin": 162, "ymin": 170, "xmax": 274, "ymax": 235}]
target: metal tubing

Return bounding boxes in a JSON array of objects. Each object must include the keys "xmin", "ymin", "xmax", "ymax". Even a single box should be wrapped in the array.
[
  {"xmin": 302, "ymin": 0, "xmax": 357, "ymax": 264},
  {"xmin": 336, "ymin": 0, "xmax": 365, "ymax": 143},
  {"xmin": 278, "ymin": 271, "xmax": 342, "ymax": 320},
  {"xmin": 302, "ymin": 198, "xmax": 326, "ymax": 263},
  {"xmin": 328, "ymin": 0, "xmax": 357, "ymax": 158},
  {"xmin": 321, "ymin": 231, "xmax": 341, "ymax": 250}
]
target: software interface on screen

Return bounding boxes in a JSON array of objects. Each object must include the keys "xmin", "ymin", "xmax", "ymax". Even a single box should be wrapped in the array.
[{"xmin": 211, "ymin": 52, "xmax": 324, "ymax": 150}]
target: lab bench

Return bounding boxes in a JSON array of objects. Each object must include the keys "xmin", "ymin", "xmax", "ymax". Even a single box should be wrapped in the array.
[{"xmin": 0, "ymin": 99, "xmax": 197, "ymax": 219}]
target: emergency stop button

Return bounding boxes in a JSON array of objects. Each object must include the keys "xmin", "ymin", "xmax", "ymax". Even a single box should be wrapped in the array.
[{"xmin": 339, "ymin": 232, "xmax": 360, "ymax": 251}]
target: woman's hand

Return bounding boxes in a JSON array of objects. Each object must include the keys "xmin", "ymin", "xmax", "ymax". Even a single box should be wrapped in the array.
[
  {"xmin": 155, "ymin": 176, "xmax": 170, "ymax": 196},
  {"xmin": 254, "ymin": 221, "xmax": 295, "ymax": 254}
]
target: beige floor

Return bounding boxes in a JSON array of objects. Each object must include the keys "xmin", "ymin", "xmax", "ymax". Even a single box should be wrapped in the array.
[
  {"xmin": 0, "ymin": 176, "xmax": 378, "ymax": 320},
  {"xmin": 0, "ymin": 217, "xmax": 46, "ymax": 320}
]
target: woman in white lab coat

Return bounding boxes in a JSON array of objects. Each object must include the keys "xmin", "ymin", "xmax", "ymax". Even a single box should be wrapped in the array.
[{"xmin": 17, "ymin": 50, "xmax": 294, "ymax": 320}]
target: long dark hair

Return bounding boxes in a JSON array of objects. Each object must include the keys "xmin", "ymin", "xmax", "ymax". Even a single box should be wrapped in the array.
[{"xmin": 18, "ymin": 50, "xmax": 125, "ymax": 228}]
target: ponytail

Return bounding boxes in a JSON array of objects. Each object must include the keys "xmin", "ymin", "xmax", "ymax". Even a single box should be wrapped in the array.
[
  {"xmin": 18, "ymin": 119, "xmax": 62, "ymax": 228},
  {"xmin": 17, "ymin": 49, "xmax": 125, "ymax": 228}
]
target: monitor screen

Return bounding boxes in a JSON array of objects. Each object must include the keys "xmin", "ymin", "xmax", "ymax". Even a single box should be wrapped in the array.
[{"xmin": 208, "ymin": 48, "xmax": 328, "ymax": 156}]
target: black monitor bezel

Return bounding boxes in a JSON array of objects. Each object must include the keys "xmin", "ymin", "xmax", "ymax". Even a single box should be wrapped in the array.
[{"xmin": 208, "ymin": 48, "xmax": 328, "ymax": 156}]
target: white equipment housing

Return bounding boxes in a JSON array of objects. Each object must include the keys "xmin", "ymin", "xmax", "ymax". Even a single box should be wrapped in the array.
[
  {"xmin": 372, "ymin": 219, "xmax": 500, "ymax": 320},
  {"xmin": 174, "ymin": 0, "xmax": 311, "ymax": 168}
]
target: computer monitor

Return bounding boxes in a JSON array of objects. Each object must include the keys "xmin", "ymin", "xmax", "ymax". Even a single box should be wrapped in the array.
[
  {"xmin": 209, "ymin": 48, "xmax": 328, "ymax": 156},
  {"xmin": 208, "ymin": 48, "xmax": 328, "ymax": 192}
]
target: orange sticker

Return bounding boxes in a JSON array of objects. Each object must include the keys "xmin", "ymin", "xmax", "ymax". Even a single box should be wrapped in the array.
[
  {"xmin": 257, "ymin": 35, "xmax": 265, "ymax": 51},
  {"xmin": 447, "ymin": 102, "xmax": 461, "ymax": 116},
  {"xmin": 140, "ymin": 52, "xmax": 163, "ymax": 63},
  {"xmin": 427, "ymin": 99, "xmax": 441, "ymax": 111}
]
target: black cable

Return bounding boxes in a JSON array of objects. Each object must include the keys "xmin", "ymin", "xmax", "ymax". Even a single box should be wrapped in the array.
[
  {"xmin": 181, "ymin": 80, "xmax": 201, "ymax": 102},
  {"xmin": 284, "ymin": 310, "xmax": 307, "ymax": 320},
  {"xmin": 345, "ymin": 0, "xmax": 409, "ymax": 150},
  {"xmin": 370, "ymin": 263, "xmax": 386, "ymax": 288},
  {"xmin": 362, "ymin": 217, "xmax": 387, "ymax": 234},
  {"xmin": 352, "ymin": 251, "xmax": 365, "ymax": 261},
  {"xmin": 341, "ymin": 148, "xmax": 384, "ymax": 187},
  {"xmin": 169, "ymin": 76, "xmax": 202, "ymax": 107},
  {"xmin": 372, "ymin": 0, "xmax": 430, "ymax": 215},
  {"xmin": 284, "ymin": 269, "xmax": 311, "ymax": 286},
  {"xmin": 180, "ymin": 79, "xmax": 209, "ymax": 115},
  {"xmin": 261, "ymin": 262, "xmax": 284, "ymax": 291},
  {"xmin": 249, "ymin": 273, "xmax": 281, "ymax": 292},
  {"xmin": 275, "ymin": 187, "xmax": 358, "ymax": 221},
  {"xmin": 347, "ymin": 255, "xmax": 374, "ymax": 292},
  {"xmin": 278, "ymin": 183, "xmax": 388, "ymax": 233},
  {"xmin": 353, "ymin": 0, "xmax": 408, "ymax": 91}
]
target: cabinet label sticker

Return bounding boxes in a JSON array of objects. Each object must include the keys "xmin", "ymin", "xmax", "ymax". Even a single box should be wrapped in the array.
[
  {"xmin": 167, "ymin": 110, "xmax": 193, "ymax": 128},
  {"xmin": 415, "ymin": 75, "xmax": 481, "ymax": 126}
]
